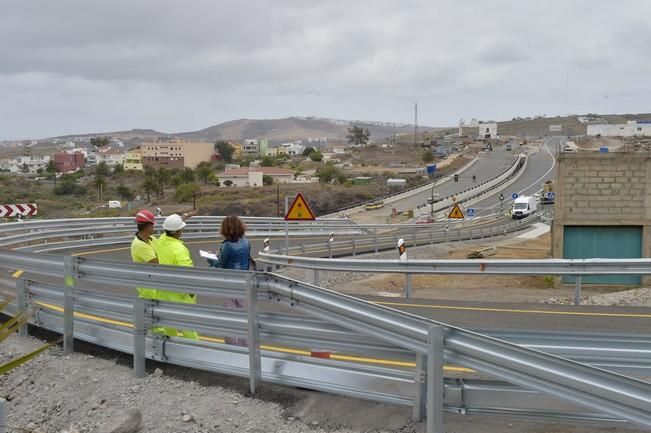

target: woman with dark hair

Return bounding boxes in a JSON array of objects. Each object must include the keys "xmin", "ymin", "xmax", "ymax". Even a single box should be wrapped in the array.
[
  {"xmin": 208, "ymin": 215, "xmax": 251, "ymax": 346},
  {"xmin": 208, "ymin": 215, "xmax": 251, "ymax": 270}
]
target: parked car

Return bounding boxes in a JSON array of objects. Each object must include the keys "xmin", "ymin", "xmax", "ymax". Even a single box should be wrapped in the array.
[
  {"xmin": 505, "ymin": 144, "xmax": 512, "ymax": 151},
  {"xmin": 415, "ymin": 215, "xmax": 433, "ymax": 224}
]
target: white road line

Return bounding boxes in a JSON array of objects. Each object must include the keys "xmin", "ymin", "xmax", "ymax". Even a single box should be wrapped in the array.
[{"xmin": 483, "ymin": 138, "xmax": 557, "ymax": 211}]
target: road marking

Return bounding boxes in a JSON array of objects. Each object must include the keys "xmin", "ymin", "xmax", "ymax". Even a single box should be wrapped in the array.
[
  {"xmin": 376, "ymin": 301, "xmax": 651, "ymax": 318},
  {"xmin": 11, "ymin": 270, "xmax": 24, "ymax": 278},
  {"xmin": 482, "ymin": 138, "xmax": 557, "ymax": 212}
]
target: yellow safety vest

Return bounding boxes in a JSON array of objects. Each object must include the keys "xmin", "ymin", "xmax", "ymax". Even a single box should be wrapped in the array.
[{"xmin": 135, "ymin": 233, "xmax": 198, "ymax": 340}]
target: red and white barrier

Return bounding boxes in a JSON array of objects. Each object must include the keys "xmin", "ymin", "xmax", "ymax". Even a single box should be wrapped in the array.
[{"xmin": 0, "ymin": 203, "xmax": 38, "ymax": 217}]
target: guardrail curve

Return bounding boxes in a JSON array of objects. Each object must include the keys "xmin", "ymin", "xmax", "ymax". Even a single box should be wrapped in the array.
[{"xmin": 1, "ymin": 218, "xmax": 651, "ymax": 432}]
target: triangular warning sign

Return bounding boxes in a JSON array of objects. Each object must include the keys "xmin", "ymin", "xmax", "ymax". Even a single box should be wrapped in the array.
[
  {"xmin": 448, "ymin": 203, "xmax": 464, "ymax": 219},
  {"xmin": 284, "ymin": 192, "xmax": 317, "ymax": 221}
]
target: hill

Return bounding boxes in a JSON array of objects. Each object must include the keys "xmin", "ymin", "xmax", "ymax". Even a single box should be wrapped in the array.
[
  {"xmin": 40, "ymin": 117, "xmax": 435, "ymax": 145},
  {"xmin": 496, "ymin": 113, "xmax": 651, "ymax": 137},
  {"xmin": 175, "ymin": 117, "xmax": 433, "ymax": 143}
]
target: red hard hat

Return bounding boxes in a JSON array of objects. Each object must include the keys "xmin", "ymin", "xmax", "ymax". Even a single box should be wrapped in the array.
[{"xmin": 135, "ymin": 209, "xmax": 155, "ymax": 224}]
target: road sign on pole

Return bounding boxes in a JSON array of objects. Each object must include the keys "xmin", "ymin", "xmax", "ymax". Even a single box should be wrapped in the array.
[
  {"xmin": 467, "ymin": 208, "xmax": 475, "ymax": 217},
  {"xmin": 284, "ymin": 193, "xmax": 316, "ymax": 221},
  {"xmin": 448, "ymin": 203, "xmax": 464, "ymax": 219},
  {"xmin": 511, "ymin": 193, "xmax": 519, "ymax": 200},
  {"xmin": 546, "ymin": 192, "xmax": 555, "ymax": 200}
]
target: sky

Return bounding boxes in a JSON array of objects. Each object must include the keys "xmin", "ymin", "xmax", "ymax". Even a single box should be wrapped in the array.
[{"xmin": 2, "ymin": 0, "xmax": 651, "ymax": 140}]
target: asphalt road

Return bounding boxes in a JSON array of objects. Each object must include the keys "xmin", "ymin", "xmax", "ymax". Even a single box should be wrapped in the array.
[
  {"xmin": 358, "ymin": 146, "xmax": 518, "ymax": 221},
  {"xmin": 471, "ymin": 137, "xmax": 559, "ymax": 217}
]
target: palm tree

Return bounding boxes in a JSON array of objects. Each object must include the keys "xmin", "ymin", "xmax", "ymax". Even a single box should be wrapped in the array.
[
  {"xmin": 155, "ymin": 167, "xmax": 171, "ymax": 198},
  {"xmin": 196, "ymin": 165, "xmax": 212, "ymax": 185},
  {"xmin": 94, "ymin": 175, "xmax": 106, "ymax": 203},
  {"xmin": 142, "ymin": 175, "xmax": 158, "ymax": 203}
]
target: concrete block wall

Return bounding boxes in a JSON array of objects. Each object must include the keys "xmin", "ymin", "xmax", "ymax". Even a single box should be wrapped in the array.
[{"xmin": 552, "ymin": 153, "xmax": 651, "ymax": 282}]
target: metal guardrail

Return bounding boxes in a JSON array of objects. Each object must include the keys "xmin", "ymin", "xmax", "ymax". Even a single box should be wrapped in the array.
[{"xmin": 2, "ymin": 248, "xmax": 651, "ymax": 432}]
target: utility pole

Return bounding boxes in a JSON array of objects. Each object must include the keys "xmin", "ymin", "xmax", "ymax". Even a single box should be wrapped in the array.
[{"xmin": 414, "ymin": 102, "xmax": 418, "ymax": 149}]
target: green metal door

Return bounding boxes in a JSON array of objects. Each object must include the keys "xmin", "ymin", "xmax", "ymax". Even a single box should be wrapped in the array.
[{"xmin": 563, "ymin": 226, "xmax": 642, "ymax": 285}]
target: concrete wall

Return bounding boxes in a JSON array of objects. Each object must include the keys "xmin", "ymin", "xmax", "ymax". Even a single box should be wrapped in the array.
[{"xmin": 553, "ymin": 153, "xmax": 651, "ymax": 282}]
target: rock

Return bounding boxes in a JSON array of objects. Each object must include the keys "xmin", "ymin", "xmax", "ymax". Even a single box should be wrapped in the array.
[
  {"xmin": 311, "ymin": 421, "xmax": 319, "ymax": 426},
  {"xmin": 105, "ymin": 408, "xmax": 142, "ymax": 433},
  {"xmin": 287, "ymin": 417, "xmax": 295, "ymax": 421},
  {"xmin": 153, "ymin": 368, "xmax": 163, "ymax": 377},
  {"xmin": 182, "ymin": 414, "xmax": 194, "ymax": 423}
]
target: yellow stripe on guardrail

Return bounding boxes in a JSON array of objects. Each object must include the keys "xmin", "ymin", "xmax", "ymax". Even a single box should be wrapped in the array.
[{"xmin": 29, "ymin": 301, "xmax": 473, "ymax": 373}]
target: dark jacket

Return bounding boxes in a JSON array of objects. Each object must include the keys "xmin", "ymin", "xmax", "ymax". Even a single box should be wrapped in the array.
[{"xmin": 209, "ymin": 237, "xmax": 251, "ymax": 270}]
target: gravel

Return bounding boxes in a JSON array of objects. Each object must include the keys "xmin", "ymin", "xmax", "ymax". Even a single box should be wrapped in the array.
[
  {"xmin": 2, "ymin": 332, "xmax": 648, "ymax": 433},
  {"xmin": 544, "ymin": 287, "xmax": 651, "ymax": 306}
]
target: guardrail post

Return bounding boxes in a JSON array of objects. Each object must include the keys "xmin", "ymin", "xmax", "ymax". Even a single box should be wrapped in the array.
[
  {"xmin": 374, "ymin": 234, "xmax": 379, "ymax": 253},
  {"xmin": 429, "ymin": 231, "xmax": 434, "ymax": 245},
  {"xmin": 133, "ymin": 297, "xmax": 146, "ymax": 378},
  {"xmin": 15, "ymin": 278, "xmax": 28, "ymax": 337},
  {"xmin": 63, "ymin": 256, "xmax": 76, "ymax": 355},
  {"xmin": 412, "ymin": 353, "xmax": 426, "ymax": 422},
  {"xmin": 405, "ymin": 274, "xmax": 413, "ymax": 298},
  {"xmin": 328, "ymin": 241, "xmax": 333, "ymax": 259},
  {"xmin": 246, "ymin": 273, "xmax": 262, "ymax": 395},
  {"xmin": 300, "ymin": 244, "xmax": 306, "ymax": 256},
  {"xmin": 0, "ymin": 397, "xmax": 6, "ymax": 433},
  {"xmin": 412, "ymin": 233, "xmax": 417, "ymax": 247},
  {"xmin": 574, "ymin": 275, "xmax": 583, "ymax": 306},
  {"xmin": 313, "ymin": 269, "xmax": 320, "ymax": 286},
  {"xmin": 351, "ymin": 239, "xmax": 356, "ymax": 256},
  {"xmin": 427, "ymin": 325, "xmax": 444, "ymax": 433}
]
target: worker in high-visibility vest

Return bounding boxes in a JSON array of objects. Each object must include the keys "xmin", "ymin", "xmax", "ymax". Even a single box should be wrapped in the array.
[
  {"xmin": 131, "ymin": 210, "xmax": 159, "ymax": 301},
  {"xmin": 153, "ymin": 214, "xmax": 198, "ymax": 339},
  {"xmin": 130, "ymin": 210, "xmax": 197, "ymax": 339}
]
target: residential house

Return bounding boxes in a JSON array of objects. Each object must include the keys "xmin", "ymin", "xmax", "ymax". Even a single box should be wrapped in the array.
[
  {"xmin": 123, "ymin": 147, "xmax": 143, "ymax": 171},
  {"xmin": 96, "ymin": 148, "xmax": 126, "ymax": 167},
  {"xmin": 0, "ymin": 155, "xmax": 51, "ymax": 174},
  {"xmin": 54, "ymin": 152, "xmax": 85, "ymax": 173},
  {"xmin": 141, "ymin": 139, "xmax": 215, "ymax": 169},
  {"xmin": 219, "ymin": 167, "xmax": 294, "ymax": 187}
]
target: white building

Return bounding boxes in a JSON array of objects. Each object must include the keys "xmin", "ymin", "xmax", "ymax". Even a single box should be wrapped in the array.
[
  {"xmin": 0, "ymin": 155, "xmax": 51, "ymax": 174},
  {"xmin": 95, "ymin": 149, "xmax": 126, "ymax": 167},
  {"xmin": 587, "ymin": 121, "xmax": 651, "ymax": 137},
  {"xmin": 279, "ymin": 142, "xmax": 305, "ymax": 156},
  {"xmin": 218, "ymin": 167, "xmax": 294, "ymax": 187},
  {"xmin": 478, "ymin": 122, "xmax": 497, "ymax": 138}
]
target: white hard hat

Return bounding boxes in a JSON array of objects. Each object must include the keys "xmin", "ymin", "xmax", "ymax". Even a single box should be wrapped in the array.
[{"xmin": 162, "ymin": 214, "xmax": 186, "ymax": 231}]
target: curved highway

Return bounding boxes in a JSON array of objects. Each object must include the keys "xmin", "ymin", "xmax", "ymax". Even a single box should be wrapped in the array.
[
  {"xmin": 353, "ymin": 146, "xmax": 518, "ymax": 222},
  {"xmin": 472, "ymin": 137, "xmax": 559, "ymax": 217}
]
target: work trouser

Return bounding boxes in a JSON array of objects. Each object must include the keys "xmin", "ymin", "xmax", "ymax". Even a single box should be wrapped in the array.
[{"xmin": 137, "ymin": 288, "xmax": 198, "ymax": 340}]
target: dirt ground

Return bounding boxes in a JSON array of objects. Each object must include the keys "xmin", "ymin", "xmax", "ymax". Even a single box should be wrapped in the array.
[{"xmin": 330, "ymin": 232, "xmax": 644, "ymax": 303}]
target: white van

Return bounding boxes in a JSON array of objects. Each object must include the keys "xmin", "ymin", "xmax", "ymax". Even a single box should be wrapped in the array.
[
  {"xmin": 511, "ymin": 196, "xmax": 537, "ymax": 219},
  {"xmin": 107, "ymin": 200, "xmax": 122, "ymax": 209}
]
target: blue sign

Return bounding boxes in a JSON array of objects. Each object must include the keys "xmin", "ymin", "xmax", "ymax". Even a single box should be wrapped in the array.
[
  {"xmin": 426, "ymin": 164, "xmax": 437, "ymax": 175},
  {"xmin": 467, "ymin": 208, "xmax": 476, "ymax": 217},
  {"xmin": 512, "ymin": 192, "xmax": 519, "ymax": 200},
  {"xmin": 546, "ymin": 192, "xmax": 555, "ymax": 200}
]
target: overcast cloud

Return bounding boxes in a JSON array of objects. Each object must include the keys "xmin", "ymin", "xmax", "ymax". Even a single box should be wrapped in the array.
[{"xmin": 1, "ymin": 0, "xmax": 650, "ymax": 139}]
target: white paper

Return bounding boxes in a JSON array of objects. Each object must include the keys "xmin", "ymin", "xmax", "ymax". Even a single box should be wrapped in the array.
[{"xmin": 199, "ymin": 250, "xmax": 218, "ymax": 260}]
